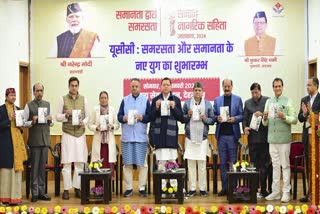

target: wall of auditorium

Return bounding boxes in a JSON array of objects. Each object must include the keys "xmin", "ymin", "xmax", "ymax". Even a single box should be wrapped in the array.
[
  {"xmin": 30, "ymin": 0, "xmax": 306, "ymax": 134},
  {"xmin": 0, "ymin": 0, "xmax": 29, "ymax": 106},
  {"xmin": 308, "ymin": 0, "xmax": 320, "ymax": 81}
]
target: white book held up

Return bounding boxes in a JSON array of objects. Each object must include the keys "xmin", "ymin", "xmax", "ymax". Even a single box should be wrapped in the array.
[
  {"xmin": 72, "ymin": 109, "xmax": 82, "ymax": 125},
  {"xmin": 15, "ymin": 110, "xmax": 25, "ymax": 127},
  {"xmin": 38, "ymin": 107, "xmax": 48, "ymax": 124},
  {"xmin": 220, "ymin": 106, "xmax": 229, "ymax": 122}
]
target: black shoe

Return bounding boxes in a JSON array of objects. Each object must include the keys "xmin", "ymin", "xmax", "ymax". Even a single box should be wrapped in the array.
[
  {"xmin": 218, "ymin": 190, "xmax": 227, "ymax": 196},
  {"xmin": 139, "ymin": 190, "xmax": 147, "ymax": 197},
  {"xmin": 187, "ymin": 190, "xmax": 196, "ymax": 197},
  {"xmin": 62, "ymin": 190, "xmax": 69, "ymax": 200},
  {"xmin": 31, "ymin": 196, "xmax": 38, "ymax": 202},
  {"xmin": 123, "ymin": 189, "xmax": 133, "ymax": 197},
  {"xmin": 260, "ymin": 191, "xmax": 269, "ymax": 198},
  {"xmin": 200, "ymin": 191, "xmax": 208, "ymax": 197},
  {"xmin": 0, "ymin": 202, "xmax": 9, "ymax": 206},
  {"xmin": 75, "ymin": 188, "xmax": 81, "ymax": 198},
  {"xmin": 38, "ymin": 194, "xmax": 51, "ymax": 201},
  {"xmin": 299, "ymin": 196, "xmax": 309, "ymax": 202},
  {"xmin": 10, "ymin": 201, "xmax": 23, "ymax": 206}
]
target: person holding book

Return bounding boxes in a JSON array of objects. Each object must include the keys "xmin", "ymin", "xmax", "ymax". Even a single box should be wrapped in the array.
[
  {"xmin": 0, "ymin": 88, "xmax": 27, "ymax": 206},
  {"xmin": 149, "ymin": 77, "xmax": 183, "ymax": 191},
  {"xmin": 213, "ymin": 79, "xmax": 243, "ymax": 196},
  {"xmin": 243, "ymin": 82, "xmax": 270, "ymax": 198},
  {"xmin": 56, "ymin": 76, "xmax": 89, "ymax": 200},
  {"xmin": 262, "ymin": 78, "xmax": 297, "ymax": 203},
  {"xmin": 24, "ymin": 83, "xmax": 53, "ymax": 202},
  {"xmin": 117, "ymin": 78, "xmax": 151, "ymax": 197},
  {"xmin": 88, "ymin": 91, "xmax": 119, "ymax": 193},
  {"xmin": 182, "ymin": 82, "xmax": 215, "ymax": 197}
]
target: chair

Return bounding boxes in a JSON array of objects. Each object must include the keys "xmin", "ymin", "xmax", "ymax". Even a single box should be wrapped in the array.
[
  {"xmin": 152, "ymin": 142, "xmax": 187, "ymax": 193},
  {"xmin": 119, "ymin": 143, "xmax": 153, "ymax": 194},
  {"xmin": 184, "ymin": 141, "xmax": 215, "ymax": 192},
  {"xmin": 25, "ymin": 144, "xmax": 57, "ymax": 198},
  {"xmin": 206, "ymin": 142, "xmax": 215, "ymax": 191},
  {"xmin": 289, "ymin": 141, "xmax": 306, "ymax": 200},
  {"xmin": 52, "ymin": 142, "xmax": 95, "ymax": 196},
  {"xmin": 113, "ymin": 144, "xmax": 120, "ymax": 194},
  {"xmin": 52, "ymin": 142, "xmax": 63, "ymax": 196},
  {"xmin": 212, "ymin": 141, "xmax": 248, "ymax": 194}
]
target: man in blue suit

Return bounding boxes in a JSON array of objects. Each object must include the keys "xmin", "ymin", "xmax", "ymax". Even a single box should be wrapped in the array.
[{"xmin": 213, "ymin": 79, "xmax": 243, "ymax": 196}]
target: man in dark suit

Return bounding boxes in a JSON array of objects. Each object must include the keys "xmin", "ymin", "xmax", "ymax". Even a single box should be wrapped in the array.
[
  {"xmin": 24, "ymin": 83, "xmax": 53, "ymax": 202},
  {"xmin": 298, "ymin": 76, "xmax": 320, "ymax": 202},
  {"xmin": 213, "ymin": 79, "xmax": 243, "ymax": 196}
]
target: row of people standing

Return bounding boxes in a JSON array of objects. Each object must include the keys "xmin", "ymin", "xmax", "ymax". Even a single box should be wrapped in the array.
[
  {"xmin": 242, "ymin": 78, "xmax": 297, "ymax": 203},
  {"xmin": 119, "ymin": 77, "xmax": 215, "ymax": 197},
  {"xmin": 0, "ymin": 75, "xmax": 311, "ymax": 205},
  {"xmin": 115, "ymin": 76, "xmax": 299, "ymax": 202},
  {"xmin": 0, "ymin": 84, "xmax": 55, "ymax": 205},
  {"xmin": 55, "ymin": 76, "xmax": 214, "ymax": 199}
]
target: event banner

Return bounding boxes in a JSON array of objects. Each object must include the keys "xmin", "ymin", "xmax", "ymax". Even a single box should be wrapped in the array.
[
  {"xmin": 123, "ymin": 78, "xmax": 220, "ymax": 102},
  {"xmin": 31, "ymin": 0, "xmax": 305, "ymax": 134}
]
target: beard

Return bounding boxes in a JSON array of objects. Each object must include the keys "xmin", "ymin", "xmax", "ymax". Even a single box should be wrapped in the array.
[{"xmin": 69, "ymin": 24, "xmax": 81, "ymax": 34}]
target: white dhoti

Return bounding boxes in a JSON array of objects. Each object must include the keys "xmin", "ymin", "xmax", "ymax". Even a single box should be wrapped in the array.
[
  {"xmin": 155, "ymin": 148, "xmax": 178, "ymax": 189},
  {"xmin": 61, "ymin": 132, "xmax": 88, "ymax": 190}
]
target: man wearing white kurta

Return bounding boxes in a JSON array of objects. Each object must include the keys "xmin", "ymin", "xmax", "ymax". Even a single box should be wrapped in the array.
[
  {"xmin": 56, "ymin": 76, "xmax": 89, "ymax": 200},
  {"xmin": 262, "ymin": 78, "xmax": 297, "ymax": 203},
  {"xmin": 182, "ymin": 82, "xmax": 215, "ymax": 197}
]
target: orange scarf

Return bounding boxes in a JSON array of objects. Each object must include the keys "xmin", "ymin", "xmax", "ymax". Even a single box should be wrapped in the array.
[
  {"xmin": 5, "ymin": 102, "xmax": 27, "ymax": 171},
  {"xmin": 69, "ymin": 29, "xmax": 99, "ymax": 58}
]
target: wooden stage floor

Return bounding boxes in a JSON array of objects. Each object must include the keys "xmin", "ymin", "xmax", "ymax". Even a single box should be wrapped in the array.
[{"xmin": 20, "ymin": 181, "xmax": 309, "ymax": 207}]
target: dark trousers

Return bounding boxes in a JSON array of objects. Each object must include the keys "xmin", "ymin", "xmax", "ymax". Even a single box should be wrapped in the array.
[
  {"xmin": 248, "ymin": 143, "xmax": 270, "ymax": 193},
  {"xmin": 218, "ymin": 135, "xmax": 238, "ymax": 191},
  {"xmin": 30, "ymin": 146, "xmax": 48, "ymax": 196}
]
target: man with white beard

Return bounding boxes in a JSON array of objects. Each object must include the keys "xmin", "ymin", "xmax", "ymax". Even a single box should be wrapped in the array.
[{"xmin": 51, "ymin": 2, "xmax": 102, "ymax": 58}]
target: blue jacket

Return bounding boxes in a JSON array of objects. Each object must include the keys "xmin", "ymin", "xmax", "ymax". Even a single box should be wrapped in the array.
[
  {"xmin": 117, "ymin": 94, "xmax": 150, "ymax": 143},
  {"xmin": 149, "ymin": 92, "xmax": 183, "ymax": 149},
  {"xmin": 213, "ymin": 94, "xmax": 243, "ymax": 140}
]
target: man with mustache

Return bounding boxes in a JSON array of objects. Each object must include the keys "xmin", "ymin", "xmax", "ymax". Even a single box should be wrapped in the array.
[
  {"xmin": 243, "ymin": 83, "xmax": 270, "ymax": 198},
  {"xmin": 24, "ymin": 83, "xmax": 53, "ymax": 202},
  {"xmin": 244, "ymin": 11, "xmax": 277, "ymax": 56},
  {"xmin": 213, "ymin": 79, "xmax": 243, "ymax": 196},
  {"xmin": 52, "ymin": 3, "xmax": 102, "ymax": 58}
]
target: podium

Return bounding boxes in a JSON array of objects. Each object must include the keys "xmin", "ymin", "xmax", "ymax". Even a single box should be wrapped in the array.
[{"xmin": 310, "ymin": 112, "xmax": 320, "ymax": 204}]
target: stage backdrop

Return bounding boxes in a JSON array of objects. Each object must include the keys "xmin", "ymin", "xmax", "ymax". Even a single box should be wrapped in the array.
[{"xmin": 30, "ymin": 0, "xmax": 305, "ymax": 135}]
